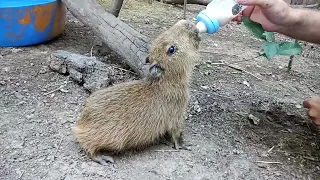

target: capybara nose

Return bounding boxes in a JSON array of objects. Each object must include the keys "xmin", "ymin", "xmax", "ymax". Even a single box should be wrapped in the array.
[{"xmin": 178, "ymin": 19, "xmax": 199, "ymax": 34}]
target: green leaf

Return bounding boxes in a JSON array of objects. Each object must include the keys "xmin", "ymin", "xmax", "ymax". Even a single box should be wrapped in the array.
[
  {"xmin": 242, "ymin": 16, "xmax": 266, "ymax": 40},
  {"xmin": 263, "ymin": 32, "xmax": 275, "ymax": 42},
  {"xmin": 263, "ymin": 42, "xmax": 280, "ymax": 60},
  {"xmin": 278, "ymin": 41, "xmax": 302, "ymax": 56}
]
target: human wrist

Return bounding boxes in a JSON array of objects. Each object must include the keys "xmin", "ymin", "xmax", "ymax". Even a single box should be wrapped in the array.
[{"xmin": 276, "ymin": 7, "xmax": 302, "ymax": 34}]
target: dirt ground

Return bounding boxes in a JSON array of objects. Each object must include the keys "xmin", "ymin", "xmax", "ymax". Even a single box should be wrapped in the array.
[{"xmin": 1, "ymin": 0, "xmax": 320, "ymax": 179}]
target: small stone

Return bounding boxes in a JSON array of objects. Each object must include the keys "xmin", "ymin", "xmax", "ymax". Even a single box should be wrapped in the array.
[
  {"xmin": 47, "ymin": 155, "xmax": 54, "ymax": 161},
  {"xmin": 59, "ymin": 88, "xmax": 69, "ymax": 93},
  {"xmin": 11, "ymin": 48, "xmax": 23, "ymax": 53},
  {"xmin": 17, "ymin": 101, "xmax": 26, "ymax": 105},
  {"xmin": 26, "ymin": 114, "xmax": 34, "ymax": 120},
  {"xmin": 261, "ymin": 153, "xmax": 268, "ymax": 157},
  {"xmin": 248, "ymin": 114, "xmax": 260, "ymax": 125},
  {"xmin": 242, "ymin": 81, "xmax": 250, "ymax": 87},
  {"xmin": 39, "ymin": 67, "xmax": 47, "ymax": 74},
  {"xmin": 295, "ymin": 104, "xmax": 302, "ymax": 109},
  {"xmin": 232, "ymin": 149, "xmax": 240, "ymax": 155},
  {"xmin": 3, "ymin": 67, "xmax": 10, "ymax": 72},
  {"xmin": 11, "ymin": 140, "xmax": 24, "ymax": 149},
  {"xmin": 0, "ymin": 81, "xmax": 5, "ymax": 85},
  {"xmin": 194, "ymin": 104, "xmax": 201, "ymax": 113},
  {"xmin": 200, "ymin": 85, "xmax": 209, "ymax": 90},
  {"xmin": 1, "ymin": 49, "xmax": 12, "ymax": 56},
  {"xmin": 14, "ymin": 92, "xmax": 23, "ymax": 99}
]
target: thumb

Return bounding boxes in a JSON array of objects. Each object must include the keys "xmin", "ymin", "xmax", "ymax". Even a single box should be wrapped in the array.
[
  {"xmin": 303, "ymin": 99, "xmax": 311, "ymax": 108},
  {"xmin": 237, "ymin": 0, "xmax": 272, "ymax": 8}
]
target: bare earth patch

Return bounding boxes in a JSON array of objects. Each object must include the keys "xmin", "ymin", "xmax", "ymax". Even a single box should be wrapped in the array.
[{"xmin": 1, "ymin": 0, "xmax": 320, "ymax": 179}]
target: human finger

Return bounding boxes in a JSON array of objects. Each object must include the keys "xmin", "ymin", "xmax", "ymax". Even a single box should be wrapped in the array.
[
  {"xmin": 311, "ymin": 116, "xmax": 320, "ymax": 126},
  {"xmin": 231, "ymin": 15, "xmax": 242, "ymax": 22},
  {"xmin": 308, "ymin": 108, "xmax": 319, "ymax": 118},
  {"xmin": 303, "ymin": 99, "xmax": 311, "ymax": 108},
  {"xmin": 241, "ymin": 6, "xmax": 254, "ymax": 18}
]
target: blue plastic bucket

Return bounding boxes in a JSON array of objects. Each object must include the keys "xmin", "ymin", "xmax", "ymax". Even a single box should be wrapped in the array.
[{"xmin": 0, "ymin": 0, "xmax": 66, "ymax": 47}]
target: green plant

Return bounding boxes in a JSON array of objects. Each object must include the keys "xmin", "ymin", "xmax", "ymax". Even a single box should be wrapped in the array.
[{"xmin": 241, "ymin": 16, "xmax": 302, "ymax": 70}]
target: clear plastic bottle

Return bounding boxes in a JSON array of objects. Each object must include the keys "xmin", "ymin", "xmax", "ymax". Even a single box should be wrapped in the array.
[{"xmin": 196, "ymin": 0, "xmax": 247, "ymax": 34}]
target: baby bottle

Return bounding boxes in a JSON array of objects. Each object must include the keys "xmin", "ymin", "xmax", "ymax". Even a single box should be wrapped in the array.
[{"xmin": 196, "ymin": 0, "xmax": 247, "ymax": 34}]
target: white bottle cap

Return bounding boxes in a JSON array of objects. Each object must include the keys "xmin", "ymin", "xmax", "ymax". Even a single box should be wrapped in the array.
[{"xmin": 196, "ymin": 21, "xmax": 207, "ymax": 34}]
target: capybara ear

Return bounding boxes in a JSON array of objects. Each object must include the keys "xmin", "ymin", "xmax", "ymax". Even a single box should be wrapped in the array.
[{"xmin": 149, "ymin": 62, "xmax": 163, "ymax": 78}]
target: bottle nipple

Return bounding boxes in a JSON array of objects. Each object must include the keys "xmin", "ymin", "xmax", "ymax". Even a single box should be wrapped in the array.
[{"xmin": 196, "ymin": 21, "xmax": 207, "ymax": 34}]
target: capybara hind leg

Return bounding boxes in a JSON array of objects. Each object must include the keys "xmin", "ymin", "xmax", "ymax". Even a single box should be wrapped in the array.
[
  {"xmin": 171, "ymin": 127, "xmax": 190, "ymax": 151},
  {"xmin": 91, "ymin": 153, "xmax": 115, "ymax": 165},
  {"xmin": 158, "ymin": 131, "xmax": 174, "ymax": 146}
]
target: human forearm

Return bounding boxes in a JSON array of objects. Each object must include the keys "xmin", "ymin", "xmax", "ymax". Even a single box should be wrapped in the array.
[{"xmin": 277, "ymin": 8, "xmax": 320, "ymax": 44}]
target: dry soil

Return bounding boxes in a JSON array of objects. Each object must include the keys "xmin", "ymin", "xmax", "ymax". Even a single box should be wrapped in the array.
[{"xmin": 1, "ymin": 0, "xmax": 320, "ymax": 179}]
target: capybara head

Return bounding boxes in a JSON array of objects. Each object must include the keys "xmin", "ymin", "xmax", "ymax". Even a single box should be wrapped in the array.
[{"xmin": 146, "ymin": 20, "xmax": 201, "ymax": 80}]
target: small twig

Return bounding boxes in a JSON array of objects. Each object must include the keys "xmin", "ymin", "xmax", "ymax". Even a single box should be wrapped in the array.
[
  {"xmin": 90, "ymin": 45, "xmax": 94, "ymax": 57},
  {"xmin": 303, "ymin": 156, "xmax": 318, "ymax": 162},
  {"xmin": 210, "ymin": 63, "xmax": 225, "ymax": 65},
  {"xmin": 255, "ymin": 161, "xmax": 283, "ymax": 164},
  {"xmin": 110, "ymin": 65, "xmax": 138, "ymax": 75},
  {"xmin": 183, "ymin": 0, "xmax": 187, "ymax": 19},
  {"xmin": 267, "ymin": 146, "xmax": 275, "ymax": 153},
  {"xmin": 152, "ymin": 149, "xmax": 180, "ymax": 152},
  {"xmin": 200, "ymin": 51, "xmax": 263, "ymax": 65},
  {"xmin": 287, "ymin": 55, "xmax": 294, "ymax": 72},
  {"xmin": 53, "ymin": 136, "xmax": 64, "ymax": 159},
  {"xmin": 44, "ymin": 81, "xmax": 69, "ymax": 89},
  {"xmin": 222, "ymin": 62, "xmax": 263, "ymax": 81},
  {"xmin": 199, "ymin": 51, "xmax": 264, "ymax": 81},
  {"xmin": 43, "ymin": 81, "xmax": 68, "ymax": 95},
  {"xmin": 18, "ymin": 162, "xmax": 31, "ymax": 179}
]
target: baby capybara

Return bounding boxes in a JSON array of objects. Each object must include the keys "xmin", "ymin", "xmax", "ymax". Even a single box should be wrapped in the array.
[{"xmin": 73, "ymin": 19, "xmax": 201, "ymax": 165}]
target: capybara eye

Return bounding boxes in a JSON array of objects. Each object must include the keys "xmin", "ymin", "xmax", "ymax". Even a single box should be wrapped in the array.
[{"xmin": 167, "ymin": 45, "xmax": 176, "ymax": 55}]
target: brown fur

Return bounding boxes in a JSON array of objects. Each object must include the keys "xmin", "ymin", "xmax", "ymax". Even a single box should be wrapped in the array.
[{"xmin": 73, "ymin": 20, "xmax": 200, "ymax": 164}]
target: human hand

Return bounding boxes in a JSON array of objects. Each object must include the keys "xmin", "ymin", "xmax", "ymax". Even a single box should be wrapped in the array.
[
  {"xmin": 303, "ymin": 97, "xmax": 320, "ymax": 126},
  {"xmin": 233, "ymin": 0, "xmax": 294, "ymax": 32}
]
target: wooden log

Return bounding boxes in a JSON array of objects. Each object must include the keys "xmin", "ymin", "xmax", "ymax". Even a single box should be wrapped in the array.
[
  {"xmin": 109, "ymin": 0, "xmax": 125, "ymax": 17},
  {"xmin": 61, "ymin": 0, "xmax": 151, "ymax": 77},
  {"xmin": 48, "ymin": 50, "xmax": 113, "ymax": 93}
]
